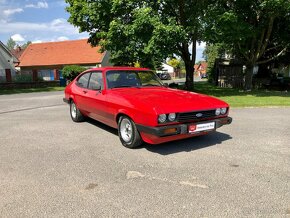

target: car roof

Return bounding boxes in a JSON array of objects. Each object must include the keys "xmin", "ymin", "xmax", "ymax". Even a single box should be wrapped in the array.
[{"xmin": 87, "ymin": 66, "xmax": 150, "ymax": 72}]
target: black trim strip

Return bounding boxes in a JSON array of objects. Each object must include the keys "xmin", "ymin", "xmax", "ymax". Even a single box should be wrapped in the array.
[{"xmin": 136, "ymin": 117, "xmax": 232, "ymax": 137}]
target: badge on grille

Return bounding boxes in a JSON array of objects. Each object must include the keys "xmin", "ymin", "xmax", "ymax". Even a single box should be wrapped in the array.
[{"xmin": 196, "ymin": 113, "xmax": 203, "ymax": 118}]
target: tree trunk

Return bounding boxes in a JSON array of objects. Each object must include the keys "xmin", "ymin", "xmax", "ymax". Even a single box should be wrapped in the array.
[
  {"xmin": 244, "ymin": 64, "xmax": 254, "ymax": 91},
  {"xmin": 184, "ymin": 60, "xmax": 194, "ymax": 90},
  {"xmin": 180, "ymin": 41, "xmax": 196, "ymax": 91}
]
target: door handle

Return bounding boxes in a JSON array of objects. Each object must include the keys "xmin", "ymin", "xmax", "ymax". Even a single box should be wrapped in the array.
[{"xmin": 83, "ymin": 90, "xmax": 88, "ymax": 94}]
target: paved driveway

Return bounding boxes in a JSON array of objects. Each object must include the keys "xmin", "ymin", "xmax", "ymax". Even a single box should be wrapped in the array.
[{"xmin": 0, "ymin": 92, "xmax": 289, "ymax": 217}]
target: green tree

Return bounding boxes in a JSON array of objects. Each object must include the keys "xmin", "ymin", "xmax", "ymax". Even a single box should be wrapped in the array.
[
  {"xmin": 203, "ymin": 43, "xmax": 225, "ymax": 80},
  {"xmin": 22, "ymin": 41, "xmax": 32, "ymax": 49},
  {"xmin": 62, "ymin": 65, "xmax": 86, "ymax": 82},
  {"xmin": 6, "ymin": 37, "xmax": 16, "ymax": 50},
  {"xmin": 167, "ymin": 58, "xmax": 181, "ymax": 69},
  {"xmin": 65, "ymin": 0, "xmax": 212, "ymax": 90},
  {"xmin": 205, "ymin": 0, "xmax": 290, "ymax": 90}
]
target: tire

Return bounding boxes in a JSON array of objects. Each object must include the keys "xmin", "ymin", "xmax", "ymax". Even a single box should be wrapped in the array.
[
  {"xmin": 118, "ymin": 116, "xmax": 143, "ymax": 148},
  {"xmin": 70, "ymin": 100, "xmax": 85, "ymax": 122}
]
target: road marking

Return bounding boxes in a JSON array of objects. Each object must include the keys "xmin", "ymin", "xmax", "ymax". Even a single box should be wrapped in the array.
[
  {"xmin": 127, "ymin": 171, "xmax": 209, "ymax": 189},
  {"xmin": 179, "ymin": 181, "xmax": 209, "ymax": 189},
  {"xmin": 0, "ymin": 104, "xmax": 65, "ymax": 115},
  {"xmin": 126, "ymin": 171, "xmax": 145, "ymax": 179}
]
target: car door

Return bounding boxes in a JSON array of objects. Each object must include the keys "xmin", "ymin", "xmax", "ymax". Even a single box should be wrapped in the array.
[
  {"xmin": 81, "ymin": 71, "xmax": 109, "ymax": 124},
  {"xmin": 73, "ymin": 72, "xmax": 90, "ymax": 112}
]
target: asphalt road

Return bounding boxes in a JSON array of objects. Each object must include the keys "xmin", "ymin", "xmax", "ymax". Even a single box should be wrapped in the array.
[{"xmin": 0, "ymin": 91, "xmax": 289, "ymax": 217}]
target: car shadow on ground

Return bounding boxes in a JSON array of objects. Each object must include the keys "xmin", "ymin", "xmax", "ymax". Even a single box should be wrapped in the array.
[
  {"xmin": 86, "ymin": 118, "xmax": 118, "ymax": 136},
  {"xmin": 142, "ymin": 132, "xmax": 232, "ymax": 155},
  {"xmin": 85, "ymin": 118, "xmax": 232, "ymax": 155}
]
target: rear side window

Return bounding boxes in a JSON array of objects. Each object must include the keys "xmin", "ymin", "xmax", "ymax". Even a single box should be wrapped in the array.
[
  {"xmin": 77, "ymin": 73, "xmax": 90, "ymax": 88},
  {"xmin": 88, "ymin": 72, "xmax": 103, "ymax": 90}
]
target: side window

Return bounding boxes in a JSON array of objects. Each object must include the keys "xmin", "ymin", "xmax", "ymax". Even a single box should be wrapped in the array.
[
  {"xmin": 77, "ymin": 73, "xmax": 90, "ymax": 88},
  {"xmin": 88, "ymin": 72, "xmax": 103, "ymax": 90}
]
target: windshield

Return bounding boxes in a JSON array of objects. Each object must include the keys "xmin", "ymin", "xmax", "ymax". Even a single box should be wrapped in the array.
[{"xmin": 106, "ymin": 70, "xmax": 163, "ymax": 89}]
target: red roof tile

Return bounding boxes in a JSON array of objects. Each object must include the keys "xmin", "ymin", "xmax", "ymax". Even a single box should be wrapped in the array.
[{"xmin": 19, "ymin": 39, "xmax": 104, "ymax": 67}]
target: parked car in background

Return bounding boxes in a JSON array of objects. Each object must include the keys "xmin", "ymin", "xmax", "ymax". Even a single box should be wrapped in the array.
[
  {"xmin": 157, "ymin": 72, "xmax": 171, "ymax": 80},
  {"xmin": 64, "ymin": 67, "xmax": 232, "ymax": 148},
  {"xmin": 201, "ymin": 73, "xmax": 208, "ymax": 79}
]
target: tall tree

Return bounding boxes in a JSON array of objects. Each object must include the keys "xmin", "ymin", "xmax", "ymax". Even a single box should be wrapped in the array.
[
  {"xmin": 205, "ymin": 0, "xmax": 290, "ymax": 90},
  {"xmin": 6, "ymin": 37, "xmax": 16, "ymax": 50},
  {"xmin": 65, "ymin": 0, "xmax": 211, "ymax": 90}
]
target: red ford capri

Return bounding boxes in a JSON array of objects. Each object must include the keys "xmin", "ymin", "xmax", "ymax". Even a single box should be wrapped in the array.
[{"xmin": 63, "ymin": 67, "xmax": 232, "ymax": 148}]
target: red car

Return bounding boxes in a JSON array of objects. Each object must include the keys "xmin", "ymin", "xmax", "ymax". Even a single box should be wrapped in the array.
[{"xmin": 63, "ymin": 67, "xmax": 232, "ymax": 148}]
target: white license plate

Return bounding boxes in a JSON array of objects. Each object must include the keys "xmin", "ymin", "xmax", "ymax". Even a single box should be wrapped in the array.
[{"xmin": 188, "ymin": 122, "xmax": 215, "ymax": 133}]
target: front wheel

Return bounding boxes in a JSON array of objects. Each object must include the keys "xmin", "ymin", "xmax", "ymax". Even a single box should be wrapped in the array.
[
  {"xmin": 70, "ymin": 100, "xmax": 84, "ymax": 122},
  {"xmin": 118, "ymin": 116, "xmax": 143, "ymax": 148}
]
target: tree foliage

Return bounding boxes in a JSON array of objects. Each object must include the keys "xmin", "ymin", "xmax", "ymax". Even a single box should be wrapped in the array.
[
  {"xmin": 203, "ymin": 43, "xmax": 225, "ymax": 81},
  {"xmin": 6, "ymin": 38, "xmax": 16, "ymax": 50},
  {"xmin": 62, "ymin": 65, "xmax": 86, "ymax": 81},
  {"xmin": 205, "ymin": 0, "xmax": 290, "ymax": 90},
  {"xmin": 65, "ymin": 0, "xmax": 213, "ymax": 90}
]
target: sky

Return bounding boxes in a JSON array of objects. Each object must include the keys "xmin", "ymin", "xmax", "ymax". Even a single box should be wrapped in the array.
[{"xmin": 0, "ymin": 0, "xmax": 205, "ymax": 62}]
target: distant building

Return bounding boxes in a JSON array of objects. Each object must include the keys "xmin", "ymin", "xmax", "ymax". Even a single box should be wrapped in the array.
[
  {"xmin": 0, "ymin": 41, "xmax": 18, "ymax": 82},
  {"xmin": 19, "ymin": 39, "xmax": 111, "ymax": 81},
  {"xmin": 194, "ymin": 61, "xmax": 208, "ymax": 77}
]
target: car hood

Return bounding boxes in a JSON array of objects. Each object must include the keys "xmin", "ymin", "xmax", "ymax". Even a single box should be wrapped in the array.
[{"xmin": 108, "ymin": 87, "xmax": 229, "ymax": 114}]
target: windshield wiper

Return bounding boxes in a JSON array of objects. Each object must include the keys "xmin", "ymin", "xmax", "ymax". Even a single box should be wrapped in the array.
[{"xmin": 141, "ymin": 84, "xmax": 161, "ymax": 87}]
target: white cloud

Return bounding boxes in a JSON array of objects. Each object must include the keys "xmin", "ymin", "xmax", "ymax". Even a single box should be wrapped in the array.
[
  {"xmin": 0, "ymin": 17, "xmax": 88, "ymax": 43},
  {"xmin": 56, "ymin": 36, "xmax": 69, "ymax": 41},
  {"xmin": 51, "ymin": 18, "xmax": 65, "ymax": 26},
  {"xmin": 32, "ymin": 40, "xmax": 43, "ymax": 44},
  {"xmin": 3, "ymin": 8, "xmax": 23, "ymax": 17},
  {"xmin": 11, "ymin": 33, "xmax": 25, "ymax": 42},
  {"xmin": 197, "ymin": 42, "xmax": 206, "ymax": 50},
  {"xmin": 25, "ymin": 1, "xmax": 48, "ymax": 9}
]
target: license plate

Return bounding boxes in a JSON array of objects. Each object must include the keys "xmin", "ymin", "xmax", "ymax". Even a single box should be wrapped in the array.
[{"xmin": 189, "ymin": 122, "xmax": 215, "ymax": 133}]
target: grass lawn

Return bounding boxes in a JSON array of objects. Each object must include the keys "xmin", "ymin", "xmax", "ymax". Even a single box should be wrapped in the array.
[
  {"xmin": 193, "ymin": 82, "xmax": 290, "ymax": 107},
  {"xmin": 0, "ymin": 87, "xmax": 65, "ymax": 95}
]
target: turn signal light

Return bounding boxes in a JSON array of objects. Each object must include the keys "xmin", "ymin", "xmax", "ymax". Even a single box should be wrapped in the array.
[{"xmin": 163, "ymin": 128, "xmax": 177, "ymax": 135}]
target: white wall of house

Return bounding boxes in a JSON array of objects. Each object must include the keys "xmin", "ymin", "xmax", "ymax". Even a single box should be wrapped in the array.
[
  {"xmin": 0, "ymin": 42, "xmax": 16, "ymax": 82},
  {"xmin": 160, "ymin": 63, "xmax": 174, "ymax": 74}
]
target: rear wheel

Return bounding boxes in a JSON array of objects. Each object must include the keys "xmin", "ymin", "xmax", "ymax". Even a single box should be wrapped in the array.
[
  {"xmin": 118, "ymin": 116, "xmax": 142, "ymax": 148},
  {"xmin": 70, "ymin": 100, "xmax": 84, "ymax": 122}
]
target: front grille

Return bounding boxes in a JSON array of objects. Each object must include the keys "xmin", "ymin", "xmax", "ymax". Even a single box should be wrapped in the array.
[{"xmin": 177, "ymin": 110, "xmax": 216, "ymax": 122}]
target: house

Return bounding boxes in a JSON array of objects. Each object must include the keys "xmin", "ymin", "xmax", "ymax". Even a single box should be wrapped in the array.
[
  {"xmin": 0, "ymin": 41, "xmax": 18, "ymax": 82},
  {"xmin": 194, "ymin": 61, "xmax": 208, "ymax": 77},
  {"xmin": 19, "ymin": 39, "xmax": 111, "ymax": 81},
  {"xmin": 11, "ymin": 46, "xmax": 25, "ymax": 69}
]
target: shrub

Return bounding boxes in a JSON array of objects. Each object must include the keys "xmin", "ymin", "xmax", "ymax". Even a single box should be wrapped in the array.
[
  {"xmin": 62, "ymin": 65, "xmax": 86, "ymax": 82},
  {"xmin": 13, "ymin": 74, "xmax": 33, "ymax": 83}
]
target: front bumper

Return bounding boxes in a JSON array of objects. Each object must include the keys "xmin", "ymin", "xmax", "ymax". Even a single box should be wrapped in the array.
[{"xmin": 136, "ymin": 117, "xmax": 232, "ymax": 144}]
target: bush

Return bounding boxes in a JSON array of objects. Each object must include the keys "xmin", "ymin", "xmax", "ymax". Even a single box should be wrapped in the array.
[
  {"xmin": 13, "ymin": 74, "xmax": 33, "ymax": 83},
  {"xmin": 62, "ymin": 65, "xmax": 86, "ymax": 82}
]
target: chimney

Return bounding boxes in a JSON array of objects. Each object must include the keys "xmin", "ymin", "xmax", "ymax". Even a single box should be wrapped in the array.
[{"xmin": 16, "ymin": 46, "xmax": 22, "ymax": 52}]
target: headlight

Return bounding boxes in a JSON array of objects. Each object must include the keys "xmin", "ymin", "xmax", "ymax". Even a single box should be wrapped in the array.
[
  {"xmin": 168, "ymin": 113, "xmax": 176, "ymax": 122},
  {"xmin": 221, "ymin": 107, "xmax": 227, "ymax": 114},
  {"xmin": 215, "ymin": 108, "xmax": 221, "ymax": 116},
  {"xmin": 158, "ymin": 114, "xmax": 167, "ymax": 123}
]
